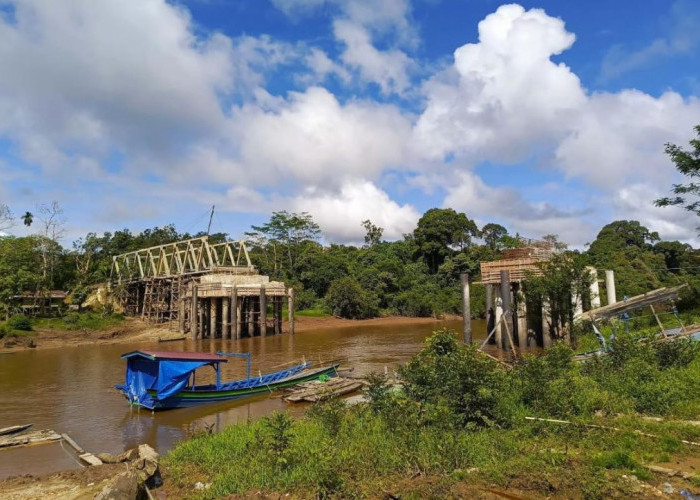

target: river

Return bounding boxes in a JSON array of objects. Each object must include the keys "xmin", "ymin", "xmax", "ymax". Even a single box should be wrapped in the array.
[{"xmin": 0, "ymin": 319, "xmax": 493, "ymax": 479}]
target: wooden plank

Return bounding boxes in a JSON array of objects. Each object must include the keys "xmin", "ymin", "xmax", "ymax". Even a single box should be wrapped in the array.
[{"xmin": 61, "ymin": 433, "xmax": 85, "ymax": 454}]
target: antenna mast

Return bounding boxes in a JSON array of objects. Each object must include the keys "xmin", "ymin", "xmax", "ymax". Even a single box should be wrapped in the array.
[{"xmin": 206, "ymin": 205, "xmax": 215, "ymax": 235}]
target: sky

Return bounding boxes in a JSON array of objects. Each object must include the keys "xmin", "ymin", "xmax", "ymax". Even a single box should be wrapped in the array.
[{"xmin": 1, "ymin": 0, "xmax": 699, "ymax": 248}]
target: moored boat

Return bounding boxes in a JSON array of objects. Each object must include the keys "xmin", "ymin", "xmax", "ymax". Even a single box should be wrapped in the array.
[{"xmin": 115, "ymin": 350, "xmax": 339, "ymax": 410}]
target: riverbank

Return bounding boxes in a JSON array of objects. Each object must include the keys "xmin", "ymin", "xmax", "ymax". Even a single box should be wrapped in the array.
[{"xmin": 0, "ymin": 314, "xmax": 458, "ymax": 353}]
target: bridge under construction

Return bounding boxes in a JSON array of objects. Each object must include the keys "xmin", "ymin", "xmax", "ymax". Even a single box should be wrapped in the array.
[{"xmin": 110, "ymin": 236, "xmax": 294, "ymax": 338}]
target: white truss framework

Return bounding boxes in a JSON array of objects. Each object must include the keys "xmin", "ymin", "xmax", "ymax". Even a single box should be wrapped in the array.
[{"xmin": 110, "ymin": 236, "xmax": 254, "ymax": 284}]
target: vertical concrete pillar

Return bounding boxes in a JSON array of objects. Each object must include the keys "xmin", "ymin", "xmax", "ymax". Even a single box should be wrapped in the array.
[
  {"xmin": 516, "ymin": 286, "xmax": 528, "ymax": 347},
  {"xmin": 573, "ymin": 292, "xmax": 583, "ymax": 317},
  {"xmin": 191, "ymin": 285, "xmax": 198, "ymax": 339},
  {"xmin": 222, "ymin": 297, "xmax": 230, "ymax": 339},
  {"xmin": 500, "ymin": 271, "xmax": 511, "ymax": 350},
  {"xmin": 542, "ymin": 298, "xmax": 552, "ymax": 348},
  {"xmin": 288, "ymin": 288, "xmax": 295, "ymax": 335},
  {"xmin": 231, "ymin": 286, "xmax": 238, "ymax": 340},
  {"xmin": 461, "ymin": 274, "xmax": 471, "ymax": 344},
  {"xmin": 494, "ymin": 286, "xmax": 503, "ymax": 349},
  {"xmin": 210, "ymin": 298, "xmax": 218, "ymax": 338},
  {"xmin": 260, "ymin": 286, "xmax": 267, "ymax": 336},
  {"xmin": 605, "ymin": 270, "xmax": 617, "ymax": 305},
  {"xmin": 247, "ymin": 297, "xmax": 255, "ymax": 337},
  {"xmin": 588, "ymin": 267, "xmax": 601, "ymax": 309},
  {"xmin": 200, "ymin": 299, "xmax": 207, "ymax": 338},
  {"xmin": 274, "ymin": 297, "xmax": 282, "ymax": 334}
]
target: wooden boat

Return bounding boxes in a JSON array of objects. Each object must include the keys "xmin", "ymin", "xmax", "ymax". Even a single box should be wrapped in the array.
[
  {"xmin": 0, "ymin": 423, "xmax": 33, "ymax": 437},
  {"xmin": 115, "ymin": 350, "xmax": 339, "ymax": 410}
]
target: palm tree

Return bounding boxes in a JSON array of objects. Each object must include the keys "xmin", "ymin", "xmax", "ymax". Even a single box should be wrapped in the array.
[{"xmin": 22, "ymin": 211, "xmax": 33, "ymax": 227}]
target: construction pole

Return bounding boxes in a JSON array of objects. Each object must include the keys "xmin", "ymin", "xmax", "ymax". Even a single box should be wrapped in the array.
[
  {"xmin": 500, "ymin": 271, "xmax": 511, "ymax": 350},
  {"xmin": 461, "ymin": 274, "xmax": 471, "ymax": 344}
]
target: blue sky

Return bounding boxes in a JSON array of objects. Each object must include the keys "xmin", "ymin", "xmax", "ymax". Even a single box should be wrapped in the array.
[{"xmin": 0, "ymin": 0, "xmax": 699, "ymax": 247}]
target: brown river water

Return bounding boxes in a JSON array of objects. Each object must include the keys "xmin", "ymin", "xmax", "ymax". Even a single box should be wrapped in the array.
[{"xmin": 0, "ymin": 319, "xmax": 499, "ymax": 479}]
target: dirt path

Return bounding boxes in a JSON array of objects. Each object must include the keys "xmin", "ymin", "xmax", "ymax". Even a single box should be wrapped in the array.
[{"xmin": 1, "ymin": 314, "xmax": 460, "ymax": 353}]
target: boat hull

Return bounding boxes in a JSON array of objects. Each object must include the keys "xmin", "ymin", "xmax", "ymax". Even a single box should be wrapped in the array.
[{"xmin": 125, "ymin": 364, "xmax": 339, "ymax": 410}]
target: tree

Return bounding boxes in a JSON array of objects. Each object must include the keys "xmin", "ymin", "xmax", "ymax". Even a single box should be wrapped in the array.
[
  {"xmin": 362, "ymin": 219, "xmax": 383, "ymax": 247},
  {"xmin": 481, "ymin": 223, "xmax": 507, "ymax": 251},
  {"xmin": 655, "ymin": 125, "xmax": 700, "ymax": 223},
  {"xmin": 35, "ymin": 201, "xmax": 66, "ymax": 290},
  {"xmin": 249, "ymin": 211, "xmax": 321, "ymax": 278},
  {"xmin": 325, "ymin": 276, "xmax": 378, "ymax": 319},
  {"xmin": 22, "ymin": 212, "xmax": 33, "ymax": 227},
  {"xmin": 0, "ymin": 236, "xmax": 42, "ymax": 318},
  {"xmin": 413, "ymin": 208, "xmax": 479, "ymax": 273},
  {"xmin": 0, "ymin": 204, "xmax": 12, "ymax": 232}
]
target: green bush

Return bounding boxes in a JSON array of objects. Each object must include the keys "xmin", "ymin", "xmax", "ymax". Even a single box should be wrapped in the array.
[
  {"xmin": 7, "ymin": 315, "xmax": 31, "ymax": 331},
  {"xmin": 325, "ymin": 277, "xmax": 379, "ymax": 319}
]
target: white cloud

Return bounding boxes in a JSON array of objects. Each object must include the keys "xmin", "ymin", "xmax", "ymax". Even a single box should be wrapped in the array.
[
  {"xmin": 444, "ymin": 171, "xmax": 595, "ymax": 245},
  {"xmin": 333, "ymin": 20, "xmax": 412, "ymax": 95},
  {"xmin": 229, "ymin": 87, "xmax": 411, "ymax": 188},
  {"xmin": 413, "ymin": 4, "xmax": 585, "ymax": 162},
  {"xmin": 555, "ymin": 90, "xmax": 700, "ymax": 188},
  {"xmin": 613, "ymin": 183, "xmax": 700, "ymax": 244},
  {"xmin": 0, "ymin": 0, "xmax": 234, "ymax": 173},
  {"xmin": 290, "ymin": 180, "xmax": 419, "ymax": 241}
]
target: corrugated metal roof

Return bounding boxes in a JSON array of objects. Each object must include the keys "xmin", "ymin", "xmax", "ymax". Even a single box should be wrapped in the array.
[{"xmin": 120, "ymin": 350, "xmax": 228, "ymax": 362}]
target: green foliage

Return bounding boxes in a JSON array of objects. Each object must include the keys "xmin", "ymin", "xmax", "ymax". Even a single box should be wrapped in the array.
[
  {"xmin": 165, "ymin": 328, "xmax": 700, "ymax": 498},
  {"xmin": 400, "ymin": 329, "xmax": 511, "ymax": 428},
  {"xmin": 413, "ymin": 208, "xmax": 480, "ymax": 273},
  {"xmin": 33, "ymin": 312, "xmax": 124, "ymax": 331},
  {"xmin": 7, "ymin": 315, "xmax": 32, "ymax": 331},
  {"xmin": 655, "ymin": 124, "xmax": 700, "ymax": 218},
  {"xmin": 325, "ymin": 276, "xmax": 379, "ymax": 319}
]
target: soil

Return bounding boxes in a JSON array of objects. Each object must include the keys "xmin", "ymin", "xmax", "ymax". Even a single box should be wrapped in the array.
[
  {"xmin": 0, "ymin": 463, "xmax": 129, "ymax": 500},
  {"xmin": 0, "ymin": 314, "xmax": 458, "ymax": 353}
]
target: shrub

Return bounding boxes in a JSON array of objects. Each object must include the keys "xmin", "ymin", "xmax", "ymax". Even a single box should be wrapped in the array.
[
  {"xmin": 399, "ymin": 329, "xmax": 512, "ymax": 428},
  {"xmin": 7, "ymin": 315, "xmax": 31, "ymax": 331},
  {"xmin": 325, "ymin": 277, "xmax": 379, "ymax": 319}
]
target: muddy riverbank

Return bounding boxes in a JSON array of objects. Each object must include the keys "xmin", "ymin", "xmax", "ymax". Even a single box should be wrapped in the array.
[{"xmin": 1, "ymin": 314, "xmax": 459, "ymax": 353}]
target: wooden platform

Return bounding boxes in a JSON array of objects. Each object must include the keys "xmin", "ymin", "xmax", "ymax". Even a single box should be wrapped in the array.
[{"xmin": 284, "ymin": 377, "xmax": 364, "ymax": 403}]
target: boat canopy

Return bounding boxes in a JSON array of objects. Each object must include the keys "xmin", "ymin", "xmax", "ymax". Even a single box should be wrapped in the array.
[{"xmin": 118, "ymin": 351, "xmax": 227, "ymax": 405}]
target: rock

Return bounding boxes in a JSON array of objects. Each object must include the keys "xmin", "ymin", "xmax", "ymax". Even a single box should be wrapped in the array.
[
  {"xmin": 138, "ymin": 444, "xmax": 159, "ymax": 461},
  {"xmin": 662, "ymin": 482, "xmax": 674, "ymax": 494},
  {"xmin": 97, "ymin": 448, "xmax": 139, "ymax": 464},
  {"xmin": 95, "ymin": 470, "xmax": 145, "ymax": 500}
]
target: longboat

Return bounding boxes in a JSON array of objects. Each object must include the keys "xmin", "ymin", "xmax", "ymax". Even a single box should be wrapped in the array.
[{"xmin": 115, "ymin": 350, "xmax": 339, "ymax": 410}]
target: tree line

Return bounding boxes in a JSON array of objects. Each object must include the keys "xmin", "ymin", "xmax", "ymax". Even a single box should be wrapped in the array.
[{"xmin": 1, "ymin": 124, "xmax": 699, "ymax": 321}]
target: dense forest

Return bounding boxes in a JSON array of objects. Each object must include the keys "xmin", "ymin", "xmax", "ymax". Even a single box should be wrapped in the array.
[{"xmin": 1, "ymin": 201, "xmax": 700, "ymax": 321}]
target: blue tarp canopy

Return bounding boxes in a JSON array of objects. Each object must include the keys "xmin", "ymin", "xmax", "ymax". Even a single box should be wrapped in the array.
[{"xmin": 118, "ymin": 351, "xmax": 226, "ymax": 404}]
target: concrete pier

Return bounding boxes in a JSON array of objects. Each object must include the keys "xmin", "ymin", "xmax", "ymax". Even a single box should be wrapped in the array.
[{"xmin": 605, "ymin": 270, "xmax": 617, "ymax": 305}]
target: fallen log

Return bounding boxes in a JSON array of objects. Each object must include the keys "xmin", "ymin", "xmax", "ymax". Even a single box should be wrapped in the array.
[{"xmin": 285, "ymin": 378, "xmax": 364, "ymax": 403}]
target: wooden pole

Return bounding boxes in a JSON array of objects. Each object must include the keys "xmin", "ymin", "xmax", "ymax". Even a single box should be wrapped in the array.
[
  {"xmin": 288, "ymin": 288, "xmax": 295, "ymax": 335},
  {"xmin": 542, "ymin": 298, "xmax": 552, "ymax": 348},
  {"xmin": 260, "ymin": 286, "xmax": 267, "ymax": 336},
  {"xmin": 494, "ymin": 286, "xmax": 503, "ymax": 349},
  {"xmin": 191, "ymin": 285, "xmax": 198, "ymax": 339},
  {"xmin": 515, "ymin": 285, "xmax": 528, "ymax": 347},
  {"xmin": 461, "ymin": 274, "xmax": 471, "ymax": 344}
]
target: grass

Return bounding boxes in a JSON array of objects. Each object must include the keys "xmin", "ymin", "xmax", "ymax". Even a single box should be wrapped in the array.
[
  {"xmin": 294, "ymin": 308, "xmax": 330, "ymax": 318},
  {"xmin": 164, "ymin": 329, "xmax": 700, "ymax": 498},
  {"xmin": 32, "ymin": 311, "xmax": 125, "ymax": 331}
]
